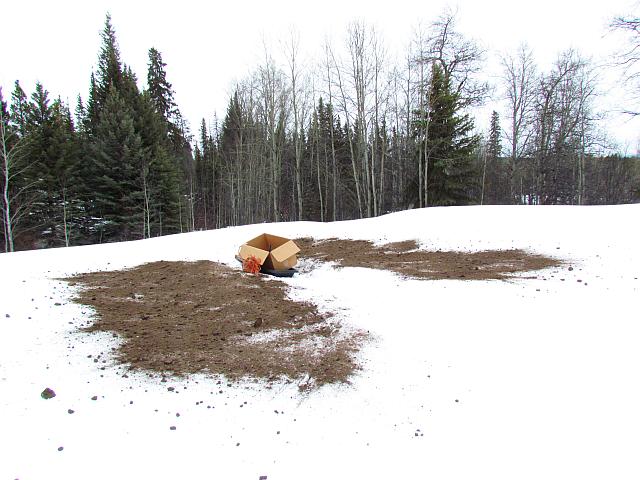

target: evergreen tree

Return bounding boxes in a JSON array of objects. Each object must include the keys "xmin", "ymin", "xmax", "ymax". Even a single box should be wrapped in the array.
[
  {"xmin": 147, "ymin": 48, "xmax": 177, "ymax": 122},
  {"xmin": 10, "ymin": 81, "xmax": 28, "ymax": 136},
  {"xmin": 135, "ymin": 90, "xmax": 182, "ymax": 236},
  {"xmin": 415, "ymin": 64, "xmax": 479, "ymax": 206},
  {"xmin": 74, "ymin": 95, "xmax": 86, "ymax": 132},
  {"xmin": 89, "ymin": 85, "xmax": 144, "ymax": 241},
  {"xmin": 482, "ymin": 110, "xmax": 505, "ymax": 204},
  {"xmin": 143, "ymin": 49, "xmax": 186, "ymax": 234},
  {"xmin": 85, "ymin": 73, "xmax": 100, "ymax": 133},
  {"xmin": 144, "ymin": 46, "xmax": 192, "ymax": 231},
  {"xmin": 487, "ymin": 111, "xmax": 502, "ymax": 161},
  {"xmin": 23, "ymin": 82, "xmax": 53, "ymax": 241},
  {"xmin": 46, "ymin": 99, "xmax": 82, "ymax": 246},
  {"xmin": 95, "ymin": 14, "xmax": 124, "ymax": 112},
  {"xmin": 19, "ymin": 84, "xmax": 83, "ymax": 246}
]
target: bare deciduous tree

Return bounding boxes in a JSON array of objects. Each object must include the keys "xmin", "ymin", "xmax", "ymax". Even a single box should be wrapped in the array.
[
  {"xmin": 501, "ymin": 44, "xmax": 536, "ymax": 203},
  {"xmin": 1, "ymin": 96, "xmax": 36, "ymax": 252},
  {"xmin": 428, "ymin": 10, "xmax": 489, "ymax": 108},
  {"xmin": 611, "ymin": 13, "xmax": 640, "ymax": 114},
  {"xmin": 284, "ymin": 29, "xmax": 309, "ymax": 221},
  {"xmin": 530, "ymin": 51, "xmax": 600, "ymax": 204}
]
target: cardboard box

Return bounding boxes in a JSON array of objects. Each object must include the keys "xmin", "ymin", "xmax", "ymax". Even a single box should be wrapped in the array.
[{"xmin": 238, "ymin": 233, "xmax": 300, "ymax": 271}]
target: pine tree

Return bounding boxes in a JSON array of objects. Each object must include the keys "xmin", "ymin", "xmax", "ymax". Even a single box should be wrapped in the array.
[{"xmin": 415, "ymin": 64, "xmax": 479, "ymax": 206}]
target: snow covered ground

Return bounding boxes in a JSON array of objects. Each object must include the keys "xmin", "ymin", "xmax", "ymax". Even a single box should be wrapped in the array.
[{"xmin": 1, "ymin": 205, "xmax": 639, "ymax": 480}]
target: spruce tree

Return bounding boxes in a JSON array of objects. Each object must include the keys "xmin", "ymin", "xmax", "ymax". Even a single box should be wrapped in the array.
[
  {"xmin": 20, "ymin": 84, "xmax": 82, "ymax": 246},
  {"xmin": 83, "ymin": 14, "xmax": 155, "ymax": 241},
  {"xmin": 487, "ymin": 111, "xmax": 502, "ymax": 161},
  {"xmin": 416, "ymin": 64, "xmax": 479, "ymax": 206},
  {"xmin": 144, "ymin": 46, "xmax": 191, "ymax": 231},
  {"xmin": 135, "ymin": 90, "xmax": 181, "ymax": 236},
  {"xmin": 49, "ymin": 100, "xmax": 82, "ymax": 246},
  {"xmin": 23, "ymin": 82, "xmax": 53, "ymax": 240},
  {"xmin": 95, "ymin": 14, "xmax": 124, "ymax": 112},
  {"xmin": 90, "ymin": 85, "xmax": 144, "ymax": 241},
  {"xmin": 482, "ymin": 110, "xmax": 505, "ymax": 204},
  {"xmin": 147, "ymin": 48, "xmax": 177, "ymax": 122},
  {"xmin": 143, "ymin": 50, "xmax": 185, "ymax": 234},
  {"xmin": 85, "ymin": 73, "xmax": 100, "ymax": 134},
  {"xmin": 10, "ymin": 81, "xmax": 28, "ymax": 136}
]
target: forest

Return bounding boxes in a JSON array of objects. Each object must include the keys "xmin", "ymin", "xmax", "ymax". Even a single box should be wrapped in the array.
[{"xmin": 2, "ymin": 12, "xmax": 639, "ymax": 252}]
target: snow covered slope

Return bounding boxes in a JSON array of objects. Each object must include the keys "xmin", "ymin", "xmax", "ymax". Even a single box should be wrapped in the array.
[{"xmin": 1, "ymin": 205, "xmax": 639, "ymax": 480}]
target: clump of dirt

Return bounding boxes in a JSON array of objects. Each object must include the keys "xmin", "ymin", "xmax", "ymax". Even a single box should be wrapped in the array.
[
  {"xmin": 296, "ymin": 238, "xmax": 561, "ymax": 280},
  {"xmin": 66, "ymin": 261, "xmax": 364, "ymax": 388}
]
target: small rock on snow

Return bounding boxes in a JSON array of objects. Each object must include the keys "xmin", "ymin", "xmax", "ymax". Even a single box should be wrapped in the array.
[{"xmin": 41, "ymin": 388, "xmax": 56, "ymax": 400}]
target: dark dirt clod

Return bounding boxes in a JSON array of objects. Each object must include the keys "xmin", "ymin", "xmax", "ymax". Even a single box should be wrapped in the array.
[
  {"xmin": 295, "ymin": 237, "xmax": 561, "ymax": 281},
  {"xmin": 41, "ymin": 388, "xmax": 56, "ymax": 400},
  {"xmin": 65, "ymin": 261, "xmax": 365, "ymax": 388}
]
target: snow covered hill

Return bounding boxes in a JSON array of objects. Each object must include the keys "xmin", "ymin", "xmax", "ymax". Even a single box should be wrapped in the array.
[{"xmin": 1, "ymin": 205, "xmax": 639, "ymax": 480}]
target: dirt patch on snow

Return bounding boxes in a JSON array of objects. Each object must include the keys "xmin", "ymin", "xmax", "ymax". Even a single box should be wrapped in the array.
[
  {"xmin": 66, "ymin": 261, "xmax": 363, "ymax": 389},
  {"xmin": 65, "ymin": 239, "xmax": 560, "ymax": 389},
  {"xmin": 296, "ymin": 238, "xmax": 561, "ymax": 280}
]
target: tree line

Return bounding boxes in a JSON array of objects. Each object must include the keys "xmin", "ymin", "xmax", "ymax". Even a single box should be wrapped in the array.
[{"xmin": 2, "ymin": 12, "xmax": 639, "ymax": 252}]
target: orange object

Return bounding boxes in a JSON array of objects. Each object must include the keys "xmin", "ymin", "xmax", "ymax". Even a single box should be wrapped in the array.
[{"xmin": 242, "ymin": 255, "xmax": 262, "ymax": 275}]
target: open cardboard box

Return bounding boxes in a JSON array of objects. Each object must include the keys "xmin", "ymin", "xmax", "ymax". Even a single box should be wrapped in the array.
[{"xmin": 238, "ymin": 233, "xmax": 301, "ymax": 272}]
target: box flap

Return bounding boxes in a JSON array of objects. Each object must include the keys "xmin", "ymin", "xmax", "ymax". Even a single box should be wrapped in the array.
[
  {"xmin": 245, "ymin": 234, "xmax": 269, "ymax": 250},
  {"xmin": 238, "ymin": 245, "xmax": 269, "ymax": 265},
  {"xmin": 263, "ymin": 234, "xmax": 291, "ymax": 250},
  {"xmin": 271, "ymin": 240, "xmax": 301, "ymax": 263}
]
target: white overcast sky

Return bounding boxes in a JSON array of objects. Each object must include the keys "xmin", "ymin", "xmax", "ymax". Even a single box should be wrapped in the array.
[{"xmin": 2, "ymin": 0, "xmax": 638, "ymax": 152}]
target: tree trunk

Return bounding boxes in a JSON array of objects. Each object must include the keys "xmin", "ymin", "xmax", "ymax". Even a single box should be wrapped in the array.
[{"xmin": 1, "ymin": 112, "xmax": 14, "ymax": 252}]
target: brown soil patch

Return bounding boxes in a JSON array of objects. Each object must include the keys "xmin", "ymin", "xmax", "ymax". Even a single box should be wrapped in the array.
[
  {"xmin": 296, "ymin": 238, "xmax": 561, "ymax": 280},
  {"xmin": 65, "ymin": 238, "xmax": 560, "ymax": 389},
  {"xmin": 66, "ymin": 261, "xmax": 363, "ymax": 389}
]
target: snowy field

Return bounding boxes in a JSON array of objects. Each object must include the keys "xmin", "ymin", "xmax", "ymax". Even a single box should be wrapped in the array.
[{"xmin": 1, "ymin": 205, "xmax": 639, "ymax": 480}]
